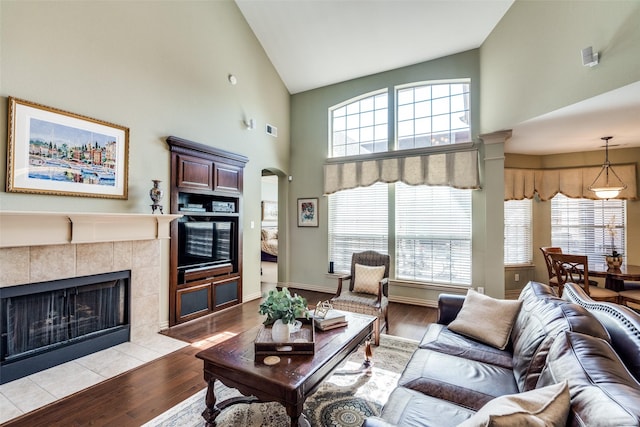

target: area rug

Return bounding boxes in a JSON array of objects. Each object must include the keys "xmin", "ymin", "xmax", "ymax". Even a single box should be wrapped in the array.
[{"xmin": 143, "ymin": 334, "xmax": 417, "ymax": 427}]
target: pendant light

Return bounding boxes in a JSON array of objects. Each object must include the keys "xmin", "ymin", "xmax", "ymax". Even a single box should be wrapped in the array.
[{"xmin": 588, "ymin": 136, "xmax": 627, "ymax": 199}]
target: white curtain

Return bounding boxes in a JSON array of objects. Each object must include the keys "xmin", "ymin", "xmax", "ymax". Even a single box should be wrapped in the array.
[
  {"xmin": 324, "ymin": 149, "xmax": 479, "ymax": 195},
  {"xmin": 504, "ymin": 164, "xmax": 637, "ymax": 201}
]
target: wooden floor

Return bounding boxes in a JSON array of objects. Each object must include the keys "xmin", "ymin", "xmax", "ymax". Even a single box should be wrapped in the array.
[{"xmin": 4, "ymin": 286, "xmax": 436, "ymax": 427}]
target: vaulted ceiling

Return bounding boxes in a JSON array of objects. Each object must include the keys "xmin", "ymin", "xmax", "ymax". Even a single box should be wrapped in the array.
[{"xmin": 235, "ymin": 1, "xmax": 640, "ymax": 155}]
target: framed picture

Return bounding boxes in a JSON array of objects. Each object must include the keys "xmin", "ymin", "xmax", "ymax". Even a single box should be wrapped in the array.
[
  {"xmin": 261, "ymin": 200, "xmax": 278, "ymax": 221},
  {"xmin": 6, "ymin": 97, "xmax": 129, "ymax": 199},
  {"xmin": 297, "ymin": 197, "xmax": 318, "ymax": 227}
]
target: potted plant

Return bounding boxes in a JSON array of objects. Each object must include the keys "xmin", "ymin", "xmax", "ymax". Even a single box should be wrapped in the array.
[
  {"xmin": 259, "ymin": 287, "xmax": 309, "ymax": 342},
  {"xmin": 605, "ymin": 217, "xmax": 624, "ymax": 269}
]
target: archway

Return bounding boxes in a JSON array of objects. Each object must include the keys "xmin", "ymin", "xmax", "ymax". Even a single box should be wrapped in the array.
[{"xmin": 260, "ymin": 168, "xmax": 287, "ymax": 286}]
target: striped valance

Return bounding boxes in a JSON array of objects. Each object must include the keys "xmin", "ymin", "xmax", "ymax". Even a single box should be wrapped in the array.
[
  {"xmin": 505, "ymin": 164, "xmax": 637, "ymax": 201},
  {"xmin": 324, "ymin": 149, "xmax": 479, "ymax": 195}
]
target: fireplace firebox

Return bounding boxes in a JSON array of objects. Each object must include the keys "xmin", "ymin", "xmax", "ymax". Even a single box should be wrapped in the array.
[{"xmin": 0, "ymin": 270, "xmax": 130, "ymax": 384}]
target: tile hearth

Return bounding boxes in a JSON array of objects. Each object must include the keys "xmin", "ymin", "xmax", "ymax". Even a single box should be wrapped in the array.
[{"xmin": 0, "ymin": 333, "xmax": 187, "ymax": 424}]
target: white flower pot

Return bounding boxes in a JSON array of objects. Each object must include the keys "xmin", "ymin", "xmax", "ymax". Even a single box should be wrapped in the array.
[{"xmin": 271, "ymin": 319, "xmax": 290, "ymax": 342}]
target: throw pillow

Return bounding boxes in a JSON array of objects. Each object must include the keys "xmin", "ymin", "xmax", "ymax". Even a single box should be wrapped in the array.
[
  {"xmin": 353, "ymin": 263, "xmax": 385, "ymax": 295},
  {"xmin": 448, "ymin": 289, "xmax": 522, "ymax": 350},
  {"xmin": 457, "ymin": 381, "xmax": 570, "ymax": 427}
]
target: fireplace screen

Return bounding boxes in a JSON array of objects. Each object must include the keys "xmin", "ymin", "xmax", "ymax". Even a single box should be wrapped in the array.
[
  {"xmin": 3, "ymin": 281, "xmax": 125, "ymax": 360},
  {"xmin": 1, "ymin": 270, "xmax": 130, "ymax": 383}
]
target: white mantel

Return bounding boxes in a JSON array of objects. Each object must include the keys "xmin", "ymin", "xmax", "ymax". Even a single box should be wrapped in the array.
[{"xmin": 0, "ymin": 211, "xmax": 181, "ymax": 248}]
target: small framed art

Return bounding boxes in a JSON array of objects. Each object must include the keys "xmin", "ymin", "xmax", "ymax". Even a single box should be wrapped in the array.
[
  {"xmin": 297, "ymin": 198, "xmax": 318, "ymax": 227},
  {"xmin": 262, "ymin": 200, "xmax": 278, "ymax": 221}
]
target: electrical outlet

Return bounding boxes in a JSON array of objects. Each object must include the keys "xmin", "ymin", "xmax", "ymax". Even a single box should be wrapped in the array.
[
  {"xmin": 477, "ymin": 287, "xmax": 485, "ymax": 294},
  {"xmin": 515, "ymin": 273, "xmax": 520, "ymax": 282}
]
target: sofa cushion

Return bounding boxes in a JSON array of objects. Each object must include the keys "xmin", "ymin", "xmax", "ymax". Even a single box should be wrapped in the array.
[
  {"xmin": 374, "ymin": 386, "xmax": 475, "ymax": 427},
  {"xmin": 353, "ymin": 263, "xmax": 385, "ymax": 295},
  {"xmin": 448, "ymin": 289, "xmax": 522, "ymax": 350},
  {"xmin": 457, "ymin": 381, "xmax": 570, "ymax": 427},
  {"xmin": 538, "ymin": 331, "xmax": 640, "ymax": 427},
  {"xmin": 510, "ymin": 282, "xmax": 610, "ymax": 392},
  {"xmin": 398, "ymin": 349, "xmax": 519, "ymax": 411},
  {"xmin": 419, "ymin": 323, "xmax": 513, "ymax": 369}
]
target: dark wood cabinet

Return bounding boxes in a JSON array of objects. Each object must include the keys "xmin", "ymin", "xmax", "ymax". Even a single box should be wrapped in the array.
[{"xmin": 167, "ymin": 136, "xmax": 248, "ymax": 326}]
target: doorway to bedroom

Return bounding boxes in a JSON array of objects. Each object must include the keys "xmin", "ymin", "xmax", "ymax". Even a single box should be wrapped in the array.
[{"xmin": 261, "ymin": 171, "xmax": 278, "ymax": 284}]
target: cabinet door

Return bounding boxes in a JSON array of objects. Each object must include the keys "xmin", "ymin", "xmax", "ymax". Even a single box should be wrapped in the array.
[
  {"xmin": 176, "ymin": 283, "xmax": 211, "ymax": 323},
  {"xmin": 212, "ymin": 276, "xmax": 240, "ymax": 311},
  {"xmin": 214, "ymin": 163, "xmax": 242, "ymax": 193},
  {"xmin": 177, "ymin": 154, "xmax": 213, "ymax": 190}
]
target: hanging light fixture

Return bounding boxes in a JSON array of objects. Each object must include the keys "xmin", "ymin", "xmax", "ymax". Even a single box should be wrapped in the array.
[{"xmin": 588, "ymin": 136, "xmax": 627, "ymax": 199}]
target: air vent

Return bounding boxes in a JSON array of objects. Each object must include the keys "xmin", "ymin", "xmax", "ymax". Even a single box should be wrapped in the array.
[{"xmin": 266, "ymin": 124, "xmax": 278, "ymax": 137}]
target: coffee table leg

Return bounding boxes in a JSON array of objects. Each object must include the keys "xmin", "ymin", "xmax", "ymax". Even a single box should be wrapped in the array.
[{"xmin": 202, "ymin": 379, "xmax": 219, "ymax": 426}]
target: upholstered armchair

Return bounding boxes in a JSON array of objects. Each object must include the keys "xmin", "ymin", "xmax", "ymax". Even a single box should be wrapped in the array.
[{"xmin": 330, "ymin": 251, "xmax": 390, "ymax": 345}]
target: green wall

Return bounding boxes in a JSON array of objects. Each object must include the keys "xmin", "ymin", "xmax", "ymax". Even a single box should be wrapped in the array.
[
  {"xmin": 480, "ymin": 0, "xmax": 640, "ymax": 133},
  {"xmin": 0, "ymin": 0, "xmax": 291, "ymax": 325}
]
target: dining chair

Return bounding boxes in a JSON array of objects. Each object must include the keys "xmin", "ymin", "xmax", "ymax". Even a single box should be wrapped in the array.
[
  {"xmin": 549, "ymin": 253, "xmax": 620, "ymax": 302},
  {"xmin": 540, "ymin": 247, "xmax": 563, "ymax": 294},
  {"xmin": 330, "ymin": 250, "xmax": 390, "ymax": 345},
  {"xmin": 619, "ymin": 283, "xmax": 640, "ymax": 311}
]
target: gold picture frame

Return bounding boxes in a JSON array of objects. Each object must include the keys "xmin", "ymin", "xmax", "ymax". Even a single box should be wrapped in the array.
[{"xmin": 6, "ymin": 97, "xmax": 129, "ymax": 199}]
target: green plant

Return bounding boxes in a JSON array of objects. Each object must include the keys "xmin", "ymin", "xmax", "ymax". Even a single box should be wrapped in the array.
[{"xmin": 258, "ymin": 287, "xmax": 309, "ymax": 325}]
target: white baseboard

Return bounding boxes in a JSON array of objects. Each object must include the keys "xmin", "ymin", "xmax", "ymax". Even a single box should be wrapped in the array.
[{"xmin": 244, "ymin": 291, "xmax": 263, "ymax": 302}]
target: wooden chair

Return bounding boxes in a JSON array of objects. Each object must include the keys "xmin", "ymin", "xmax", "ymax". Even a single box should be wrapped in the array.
[
  {"xmin": 330, "ymin": 251, "xmax": 390, "ymax": 345},
  {"xmin": 549, "ymin": 253, "xmax": 620, "ymax": 302},
  {"xmin": 540, "ymin": 247, "xmax": 563, "ymax": 293},
  {"xmin": 619, "ymin": 282, "xmax": 640, "ymax": 311}
]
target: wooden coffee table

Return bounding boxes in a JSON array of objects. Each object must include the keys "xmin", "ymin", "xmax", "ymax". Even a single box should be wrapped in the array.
[{"xmin": 196, "ymin": 311, "xmax": 375, "ymax": 427}]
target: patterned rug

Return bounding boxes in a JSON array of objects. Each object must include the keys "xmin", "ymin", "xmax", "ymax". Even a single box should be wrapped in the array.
[{"xmin": 143, "ymin": 334, "xmax": 418, "ymax": 427}]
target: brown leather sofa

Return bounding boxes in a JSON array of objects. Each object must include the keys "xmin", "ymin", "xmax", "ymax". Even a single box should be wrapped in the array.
[{"xmin": 364, "ymin": 281, "xmax": 640, "ymax": 427}]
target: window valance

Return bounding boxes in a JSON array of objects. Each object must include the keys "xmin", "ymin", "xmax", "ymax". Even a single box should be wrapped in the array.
[
  {"xmin": 324, "ymin": 149, "xmax": 479, "ymax": 195},
  {"xmin": 504, "ymin": 164, "xmax": 637, "ymax": 201}
]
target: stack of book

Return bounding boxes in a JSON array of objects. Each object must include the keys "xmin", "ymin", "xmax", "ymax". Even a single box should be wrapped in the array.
[{"xmin": 313, "ymin": 310, "xmax": 348, "ymax": 331}]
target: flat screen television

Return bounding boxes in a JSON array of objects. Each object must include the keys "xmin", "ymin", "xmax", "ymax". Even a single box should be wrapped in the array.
[{"xmin": 178, "ymin": 218, "xmax": 234, "ymax": 269}]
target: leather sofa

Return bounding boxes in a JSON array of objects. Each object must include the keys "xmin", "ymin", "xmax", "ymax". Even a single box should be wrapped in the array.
[{"xmin": 364, "ymin": 281, "xmax": 640, "ymax": 427}]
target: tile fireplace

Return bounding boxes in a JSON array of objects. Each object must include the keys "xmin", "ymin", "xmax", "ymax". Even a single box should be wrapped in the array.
[{"xmin": 0, "ymin": 211, "xmax": 180, "ymax": 385}]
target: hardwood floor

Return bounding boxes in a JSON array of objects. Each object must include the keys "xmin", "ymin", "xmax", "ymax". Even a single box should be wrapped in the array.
[{"xmin": 3, "ymin": 287, "xmax": 436, "ymax": 427}]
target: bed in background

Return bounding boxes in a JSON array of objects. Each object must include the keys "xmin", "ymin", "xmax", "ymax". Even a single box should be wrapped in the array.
[{"xmin": 261, "ymin": 227, "xmax": 278, "ymax": 262}]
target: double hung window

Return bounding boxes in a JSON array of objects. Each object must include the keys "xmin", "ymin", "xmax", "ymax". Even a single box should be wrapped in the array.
[
  {"xmin": 551, "ymin": 194, "xmax": 626, "ymax": 259},
  {"xmin": 504, "ymin": 199, "xmax": 532, "ymax": 265}
]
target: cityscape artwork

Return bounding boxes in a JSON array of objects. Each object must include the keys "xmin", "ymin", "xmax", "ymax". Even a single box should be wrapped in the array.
[{"xmin": 7, "ymin": 97, "xmax": 129, "ymax": 199}]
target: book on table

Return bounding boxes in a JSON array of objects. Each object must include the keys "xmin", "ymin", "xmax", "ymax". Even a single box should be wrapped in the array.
[
  {"xmin": 312, "ymin": 309, "xmax": 348, "ymax": 330},
  {"xmin": 315, "ymin": 320, "xmax": 349, "ymax": 331}
]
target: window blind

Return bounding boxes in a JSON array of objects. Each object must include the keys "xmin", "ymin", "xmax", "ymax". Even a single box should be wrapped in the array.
[
  {"xmin": 504, "ymin": 199, "xmax": 532, "ymax": 265},
  {"xmin": 328, "ymin": 183, "xmax": 388, "ymax": 273},
  {"xmin": 551, "ymin": 194, "xmax": 626, "ymax": 261},
  {"xmin": 396, "ymin": 183, "xmax": 472, "ymax": 285}
]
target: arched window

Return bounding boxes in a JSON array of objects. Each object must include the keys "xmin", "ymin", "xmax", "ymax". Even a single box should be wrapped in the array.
[{"xmin": 327, "ymin": 80, "xmax": 474, "ymax": 286}]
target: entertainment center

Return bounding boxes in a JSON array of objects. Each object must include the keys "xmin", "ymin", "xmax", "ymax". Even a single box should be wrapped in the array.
[{"xmin": 166, "ymin": 136, "xmax": 248, "ymax": 326}]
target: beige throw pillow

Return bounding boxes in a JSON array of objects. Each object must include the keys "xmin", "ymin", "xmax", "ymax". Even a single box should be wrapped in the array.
[
  {"xmin": 448, "ymin": 289, "xmax": 522, "ymax": 350},
  {"xmin": 457, "ymin": 381, "xmax": 570, "ymax": 427},
  {"xmin": 353, "ymin": 264, "xmax": 385, "ymax": 295}
]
